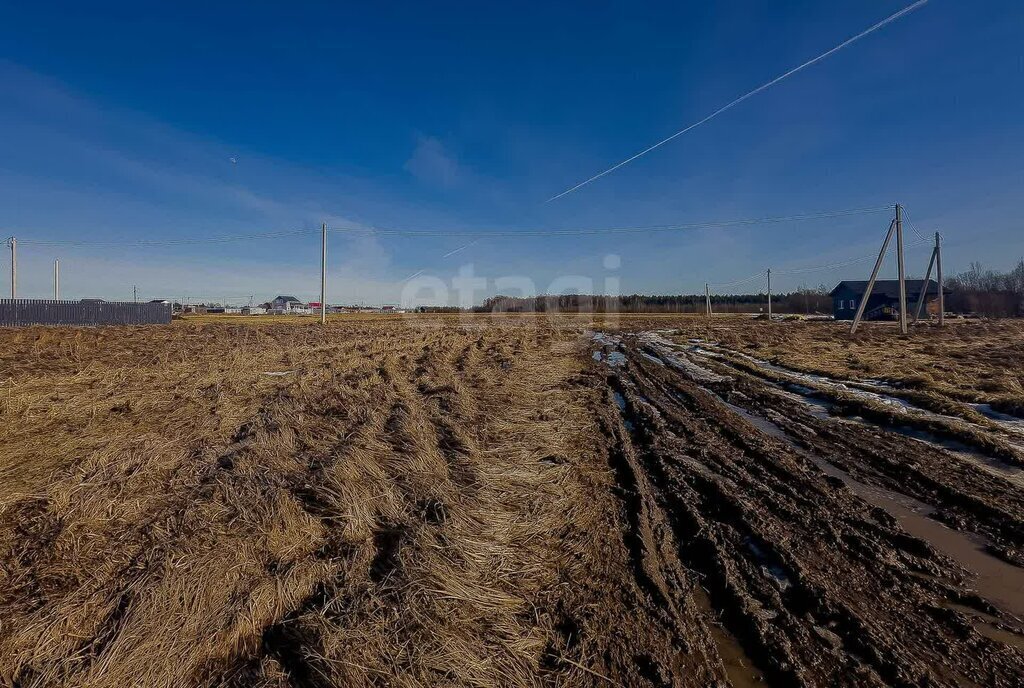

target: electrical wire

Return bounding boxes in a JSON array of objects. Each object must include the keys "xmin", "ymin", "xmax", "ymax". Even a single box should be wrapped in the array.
[
  {"xmin": 327, "ymin": 206, "xmax": 893, "ymax": 238},
  {"xmin": 703, "ymin": 235, "xmax": 933, "ymax": 291},
  {"xmin": 709, "ymin": 270, "xmax": 767, "ymax": 288},
  {"xmin": 8, "ymin": 205, "xmax": 892, "ymax": 246},
  {"xmin": 15, "ymin": 227, "xmax": 316, "ymax": 247},
  {"xmin": 900, "ymin": 205, "xmax": 936, "ymax": 243},
  {"xmin": 546, "ymin": 0, "xmax": 931, "ymax": 201},
  {"xmin": 768, "ymin": 237, "xmax": 932, "ymax": 277}
]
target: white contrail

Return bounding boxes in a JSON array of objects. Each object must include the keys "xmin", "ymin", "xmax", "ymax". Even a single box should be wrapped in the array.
[
  {"xmin": 401, "ymin": 239, "xmax": 481, "ymax": 283},
  {"xmin": 547, "ymin": 0, "xmax": 931, "ymax": 202},
  {"xmin": 441, "ymin": 238, "xmax": 481, "ymax": 258}
]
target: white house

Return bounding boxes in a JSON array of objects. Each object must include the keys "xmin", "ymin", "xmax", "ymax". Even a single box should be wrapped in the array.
[{"xmin": 269, "ymin": 295, "xmax": 311, "ymax": 314}]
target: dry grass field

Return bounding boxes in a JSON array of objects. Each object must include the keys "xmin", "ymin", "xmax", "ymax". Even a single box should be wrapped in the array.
[{"xmin": 1, "ymin": 314, "xmax": 1023, "ymax": 687}]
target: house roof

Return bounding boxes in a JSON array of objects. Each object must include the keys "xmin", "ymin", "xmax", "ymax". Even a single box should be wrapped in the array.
[
  {"xmin": 273, "ymin": 295, "xmax": 301, "ymax": 302},
  {"xmin": 830, "ymin": 279, "xmax": 951, "ymax": 298}
]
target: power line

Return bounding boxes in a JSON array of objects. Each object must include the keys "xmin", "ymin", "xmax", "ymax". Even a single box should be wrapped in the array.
[
  {"xmin": 710, "ymin": 270, "xmax": 767, "ymax": 288},
  {"xmin": 328, "ymin": 206, "xmax": 892, "ymax": 238},
  {"xmin": 9, "ymin": 205, "xmax": 891, "ymax": 246},
  {"xmin": 546, "ymin": 0, "xmax": 931, "ymax": 201},
  {"xmin": 16, "ymin": 227, "xmax": 316, "ymax": 247},
  {"xmin": 899, "ymin": 205, "xmax": 934, "ymax": 243},
  {"xmin": 767, "ymin": 236, "xmax": 933, "ymax": 277}
]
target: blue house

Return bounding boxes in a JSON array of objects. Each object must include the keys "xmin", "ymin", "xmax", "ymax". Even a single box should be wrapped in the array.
[{"xmin": 830, "ymin": 279, "xmax": 949, "ymax": 321}]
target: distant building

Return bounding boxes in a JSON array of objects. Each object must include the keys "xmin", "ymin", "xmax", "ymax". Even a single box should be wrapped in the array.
[
  {"xmin": 269, "ymin": 295, "xmax": 311, "ymax": 314},
  {"xmin": 271, "ymin": 295, "xmax": 302, "ymax": 310},
  {"xmin": 242, "ymin": 306, "xmax": 267, "ymax": 315},
  {"xmin": 830, "ymin": 280, "xmax": 951, "ymax": 321}
]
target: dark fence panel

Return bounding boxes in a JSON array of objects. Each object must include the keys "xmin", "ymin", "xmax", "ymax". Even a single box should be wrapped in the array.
[{"xmin": 0, "ymin": 299, "xmax": 172, "ymax": 327}]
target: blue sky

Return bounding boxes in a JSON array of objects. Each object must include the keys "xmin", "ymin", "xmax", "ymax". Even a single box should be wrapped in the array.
[{"xmin": 1, "ymin": 1, "xmax": 1022, "ymax": 304}]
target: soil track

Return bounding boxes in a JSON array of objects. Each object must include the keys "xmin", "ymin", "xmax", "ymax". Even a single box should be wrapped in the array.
[
  {"xmin": 592, "ymin": 326, "xmax": 1024, "ymax": 686},
  {"xmin": 1, "ymin": 315, "xmax": 1023, "ymax": 686}
]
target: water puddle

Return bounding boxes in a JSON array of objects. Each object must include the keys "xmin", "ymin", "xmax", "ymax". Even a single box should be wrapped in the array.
[
  {"xmin": 590, "ymin": 332, "xmax": 627, "ymax": 368},
  {"xmin": 639, "ymin": 334, "xmax": 729, "ymax": 384},
  {"xmin": 972, "ymin": 404, "xmax": 1024, "ymax": 438},
  {"xmin": 593, "ymin": 350, "xmax": 627, "ymax": 366},
  {"xmin": 810, "ymin": 453, "xmax": 1024, "ymax": 618},
  {"xmin": 743, "ymin": 535, "xmax": 794, "ymax": 589},
  {"xmin": 711, "ymin": 391, "xmax": 1024, "ymax": 619},
  {"xmin": 590, "ymin": 332, "xmax": 622, "ymax": 347},
  {"xmin": 885, "ymin": 425, "xmax": 1024, "ymax": 488},
  {"xmin": 703, "ymin": 345, "xmax": 1024, "ymax": 458},
  {"xmin": 973, "ymin": 620, "xmax": 1024, "ymax": 651},
  {"xmin": 718, "ymin": 397, "xmax": 792, "ymax": 442},
  {"xmin": 779, "ymin": 385, "xmax": 834, "ymax": 420},
  {"xmin": 694, "ymin": 347, "xmax": 1024, "ymax": 486},
  {"xmin": 691, "ymin": 585, "xmax": 767, "ymax": 687},
  {"xmin": 942, "ymin": 602, "xmax": 1024, "ymax": 651},
  {"xmin": 612, "ymin": 391, "xmax": 635, "ymax": 432},
  {"xmin": 606, "ymin": 352, "xmax": 627, "ymax": 367}
]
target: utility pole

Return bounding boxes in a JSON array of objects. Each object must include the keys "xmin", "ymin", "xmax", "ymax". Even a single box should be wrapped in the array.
[
  {"xmin": 766, "ymin": 269, "xmax": 772, "ymax": 320},
  {"xmin": 912, "ymin": 241, "xmax": 937, "ymax": 323},
  {"xmin": 705, "ymin": 283, "xmax": 713, "ymax": 317},
  {"xmin": 895, "ymin": 203, "xmax": 908, "ymax": 334},
  {"xmin": 133, "ymin": 285, "xmax": 137, "ymax": 303},
  {"xmin": 8, "ymin": 237, "xmax": 15, "ymax": 299},
  {"xmin": 851, "ymin": 218, "xmax": 897, "ymax": 334},
  {"xmin": 935, "ymin": 231, "xmax": 944, "ymax": 327},
  {"xmin": 320, "ymin": 222, "xmax": 327, "ymax": 325},
  {"xmin": 54, "ymin": 259, "xmax": 60, "ymax": 299}
]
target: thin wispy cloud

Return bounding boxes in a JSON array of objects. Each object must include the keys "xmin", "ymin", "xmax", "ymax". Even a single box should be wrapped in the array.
[
  {"xmin": 546, "ymin": 0, "xmax": 931, "ymax": 202},
  {"xmin": 404, "ymin": 136, "xmax": 460, "ymax": 189}
]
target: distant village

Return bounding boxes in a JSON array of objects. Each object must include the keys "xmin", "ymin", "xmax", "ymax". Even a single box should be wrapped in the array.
[{"xmin": 177, "ymin": 294, "xmax": 408, "ymax": 315}]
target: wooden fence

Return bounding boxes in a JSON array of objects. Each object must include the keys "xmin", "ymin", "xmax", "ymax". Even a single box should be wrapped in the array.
[{"xmin": 0, "ymin": 299, "xmax": 172, "ymax": 327}]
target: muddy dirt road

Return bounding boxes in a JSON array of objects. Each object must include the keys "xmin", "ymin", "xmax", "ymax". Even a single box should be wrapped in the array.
[{"xmin": 591, "ymin": 327, "xmax": 1024, "ymax": 686}]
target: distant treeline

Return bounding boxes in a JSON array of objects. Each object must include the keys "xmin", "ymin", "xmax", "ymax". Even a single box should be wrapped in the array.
[
  {"xmin": 473, "ymin": 285, "xmax": 832, "ymax": 314},
  {"xmin": 408, "ymin": 260, "xmax": 1024, "ymax": 318},
  {"xmin": 946, "ymin": 260, "xmax": 1024, "ymax": 317}
]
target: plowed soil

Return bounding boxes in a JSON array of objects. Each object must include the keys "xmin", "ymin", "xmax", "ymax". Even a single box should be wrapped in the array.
[{"xmin": 1, "ymin": 315, "xmax": 1022, "ymax": 687}]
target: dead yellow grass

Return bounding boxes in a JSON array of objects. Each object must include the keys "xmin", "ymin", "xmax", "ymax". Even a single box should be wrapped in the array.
[{"xmin": 0, "ymin": 317, "xmax": 676, "ymax": 687}]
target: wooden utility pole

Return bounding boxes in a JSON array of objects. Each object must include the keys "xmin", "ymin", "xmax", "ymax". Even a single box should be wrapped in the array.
[
  {"xmin": 705, "ymin": 283, "xmax": 712, "ymax": 317},
  {"xmin": 766, "ymin": 269, "xmax": 772, "ymax": 320},
  {"xmin": 851, "ymin": 218, "xmax": 897, "ymax": 334},
  {"xmin": 935, "ymin": 231, "xmax": 944, "ymax": 326},
  {"xmin": 8, "ymin": 237, "xmax": 15, "ymax": 299},
  {"xmin": 895, "ymin": 203, "xmax": 908, "ymax": 334},
  {"xmin": 320, "ymin": 222, "xmax": 327, "ymax": 325},
  {"xmin": 912, "ymin": 243, "xmax": 937, "ymax": 323},
  {"xmin": 54, "ymin": 259, "xmax": 60, "ymax": 300}
]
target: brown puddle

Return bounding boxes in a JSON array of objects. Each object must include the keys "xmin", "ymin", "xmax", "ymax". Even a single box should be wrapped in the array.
[
  {"xmin": 943, "ymin": 602, "xmax": 1024, "ymax": 652},
  {"xmin": 691, "ymin": 585, "xmax": 766, "ymax": 687},
  {"xmin": 717, "ymin": 394, "xmax": 1024, "ymax": 620},
  {"xmin": 822, "ymin": 462, "xmax": 1024, "ymax": 619}
]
